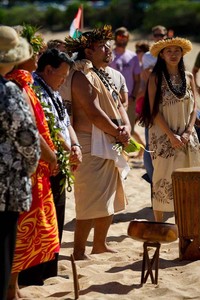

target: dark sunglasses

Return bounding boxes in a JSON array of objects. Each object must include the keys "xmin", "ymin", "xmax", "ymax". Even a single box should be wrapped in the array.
[
  {"xmin": 153, "ymin": 33, "xmax": 166, "ymax": 38},
  {"xmin": 116, "ymin": 34, "xmax": 128, "ymax": 40}
]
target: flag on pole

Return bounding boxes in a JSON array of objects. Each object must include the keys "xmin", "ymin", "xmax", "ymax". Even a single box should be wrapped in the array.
[{"xmin": 69, "ymin": 6, "xmax": 83, "ymax": 39}]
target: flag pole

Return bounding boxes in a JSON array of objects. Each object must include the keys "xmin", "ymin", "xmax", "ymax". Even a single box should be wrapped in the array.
[
  {"xmin": 80, "ymin": 4, "xmax": 84, "ymax": 31},
  {"xmin": 69, "ymin": 4, "xmax": 83, "ymax": 38}
]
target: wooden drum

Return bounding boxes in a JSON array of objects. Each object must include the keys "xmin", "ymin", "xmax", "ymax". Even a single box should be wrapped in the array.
[
  {"xmin": 128, "ymin": 220, "xmax": 178, "ymax": 244},
  {"xmin": 172, "ymin": 167, "xmax": 200, "ymax": 260}
]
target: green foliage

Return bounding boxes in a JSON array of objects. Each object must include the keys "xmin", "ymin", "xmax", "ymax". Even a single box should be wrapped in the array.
[
  {"xmin": 21, "ymin": 24, "xmax": 44, "ymax": 53},
  {"xmin": 0, "ymin": 9, "xmax": 6, "ymax": 24},
  {"xmin": 43, "ymin": 6, "xmax": 65, "ymax": 31},
  {"xmin": 1, "ymin": 0, "xmax": 200, "ymax": 41},
  {"xmin": 142, "ymin": 1, "xmax": 200, "ymax": 40},
  {"xmin": 113, "ymin": 137, "xmax": 142, "ymax": 156},
  {"xmin": 32, "ymin": 85, "xmax": 75, "ymax": 193},
  {"xmin": 41, "ymin": 101, "xmax": 75, "ymax": 193},
  {"xmin": 1, "ymin": 5, "xmax": 44, "ymax": 27}
]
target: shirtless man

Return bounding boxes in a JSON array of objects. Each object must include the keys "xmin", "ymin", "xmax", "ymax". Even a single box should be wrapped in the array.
[{"xmin": 65, "ymin": 25, "xmax": 131, "ymax": 260}]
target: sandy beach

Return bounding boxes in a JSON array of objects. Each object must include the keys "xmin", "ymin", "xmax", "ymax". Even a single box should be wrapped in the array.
[{"xmin": 20, "ymin": 31, "xmax": 200, "ymax": 299}]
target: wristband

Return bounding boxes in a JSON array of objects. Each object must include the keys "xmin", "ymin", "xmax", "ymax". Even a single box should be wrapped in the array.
[{"xmin": 71, "ymin": 143, "xmax": 82, "ymax": 149}]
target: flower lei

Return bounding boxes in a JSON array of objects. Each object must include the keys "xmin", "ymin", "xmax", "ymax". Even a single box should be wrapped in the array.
[{"xmin": 32, "ymin": 84, "xmax": 74, "ymax": 193}]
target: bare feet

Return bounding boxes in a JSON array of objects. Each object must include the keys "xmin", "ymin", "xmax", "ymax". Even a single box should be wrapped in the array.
[
  {"xmin": 9, "ymin": 289, "xmax": 26, "ymax": 299},
  {"xmin": 91, "ymin": 245, "xmax": 118, "ymax": 254},
  {"xmin": 73, "ymin": 252, "xmax": 91, "ymax": 261},
  {"xmin": 7, "ymin": 273, "xmax": 26, "ymax": 300},
  {"xmin": 17, "ymin": 288, "xmax": 26, "ymax": 299}
]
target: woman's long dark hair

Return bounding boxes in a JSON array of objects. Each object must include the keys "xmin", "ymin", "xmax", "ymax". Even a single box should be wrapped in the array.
[{"xmin": 139, "ymin": 52, "xmax": 185, "ymax": 128}]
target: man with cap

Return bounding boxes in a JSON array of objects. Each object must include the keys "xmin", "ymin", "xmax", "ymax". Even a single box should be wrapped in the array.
[
  {"xmin": 65, "ymin": 25, "xmax": 131, "ymax": 260},
  {"xmin": 0, "ymin": 25, "xmax": 40, "ymax": 300},
  {"xmin": 142, "ymin": 25, "xmax": 168, "ymax": 81}
]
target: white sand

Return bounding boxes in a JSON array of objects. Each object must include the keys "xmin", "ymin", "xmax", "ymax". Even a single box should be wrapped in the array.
[{"xmin": 20, "ymin": 32, "xmax": 200, "ymax": 299}]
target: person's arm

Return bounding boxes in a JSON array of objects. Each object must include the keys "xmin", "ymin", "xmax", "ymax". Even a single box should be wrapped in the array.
[
  {"xmin": 129, "ymin": 73, "xmax": 140, "ymax": 101},
  {"xmin": 68, "ymin": 125, "xmax": 82, "ymax": 171},
  {"xmin": 57, "ymin": 128, "xmax": 82, "ymax": 171},
  {"xmin": 192, "ymin": 52, "xmax": 200, "ymax": 94},
  {"xmin": 57, "ymin": 131, "xmax": 71, "ymax": 151},
  {"xmin": 120, "ymin": 90, "xmax": 128, "ymax": 111},
  {"xmin": 142, "ymin": 52, "xmax": 156, "ymax": 84},
  {"xmin": 23, "ymin": 89, "xmax": 58, "ymax": 175},
  {"xmin": 148, "ymin": 74, "xmax": 184, "ymax": 149},
  {"xmin": 22, "ymin": 89, "xmax": 36, "ymax": 123},
  {"xmin": 192, "ymin": 66, "xmax": 199, "ymax": 87},
  {"xmin": 118, "ymin": 101, "xmax": 131, "ymax": 133},
  {"xmin": 72, "ymin": 71, "xmax": 130, "ymax": 145},
  {"xmin": 40, "ymin": 135, "xmax": 58, "ymax": 175},
  {"xmin": 12, "ymin": 85, "xmax": 40, "ymax": 175},
  {"xmin": 118, "ymin": 72, "xmax": 129, "ymax": 110},
  {"xmin": 181, "ymin": 72, "xmax": 197, "ymax": 144},
  {"xmin": 141, "ymin": 68, "xmax": 152, "ymax": 86}
]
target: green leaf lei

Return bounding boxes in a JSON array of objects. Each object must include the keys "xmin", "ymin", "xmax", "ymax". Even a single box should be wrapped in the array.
[
  {"xmin": 32, "ymin": 84, "xmax": 74, "ymax": 193},
  {"xmin": 112, "ymin": 137, "xmax": 142, "ymax": 156}
]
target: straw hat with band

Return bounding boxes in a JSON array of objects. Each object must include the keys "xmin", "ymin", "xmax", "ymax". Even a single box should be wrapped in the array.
[
  {"xmin": 0, "ymin": 25, "xmax": 33, "ymax": 66},
  {"xmin": 150, "ymin": 37, "xmax": 192, "ymax": 58}
]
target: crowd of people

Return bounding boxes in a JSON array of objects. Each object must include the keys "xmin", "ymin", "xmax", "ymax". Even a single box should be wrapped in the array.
[{"xmin": 0, "ymin": 22, "xmax": 200, "ymax": 299}]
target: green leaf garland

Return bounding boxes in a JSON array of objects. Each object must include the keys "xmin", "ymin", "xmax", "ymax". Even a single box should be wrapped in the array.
[{"xmin": 32, "ymin": 84, "xmax": 74, "ymax": 193}]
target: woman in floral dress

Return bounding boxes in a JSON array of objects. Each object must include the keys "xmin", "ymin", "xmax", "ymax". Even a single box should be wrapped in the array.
[{"xmin": 139, "ymin": 37, "xmax": 200, "ymax": 222}]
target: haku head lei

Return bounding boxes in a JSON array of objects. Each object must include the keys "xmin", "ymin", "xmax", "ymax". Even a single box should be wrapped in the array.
[
  {"xmin": 21, "ymin": 24, "xmax": 44, "ymax": 54},
  {"xmin": 65, "ymin": 25, "xmax": 114, "ymax": 53}
]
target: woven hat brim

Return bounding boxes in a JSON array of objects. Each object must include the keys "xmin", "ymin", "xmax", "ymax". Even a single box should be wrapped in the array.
[
  {"xmin": 0, "ymin": 37, "xmax": 33, "ymax": 66},
  {"xmin": 150, "ymin": 37, "xmax": 192, "ymax": 57}
]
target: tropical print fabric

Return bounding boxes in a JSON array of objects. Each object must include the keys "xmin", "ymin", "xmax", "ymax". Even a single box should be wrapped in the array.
[{"xmin": 6, "ymin": 70, "xmax": 60, "ymax": 272}]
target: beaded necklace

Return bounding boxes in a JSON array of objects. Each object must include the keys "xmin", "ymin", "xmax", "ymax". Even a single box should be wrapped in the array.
[
  {"xmin": 92, "ymin": 66, "xmax": 119, "ymax": 103},
  {"xmin": 36, "ymin": 76, "xmax": 66, "ymax": 121},
  {"xmin": 163, "ymin": 70, "xmax": 186, "ymax": 98}
]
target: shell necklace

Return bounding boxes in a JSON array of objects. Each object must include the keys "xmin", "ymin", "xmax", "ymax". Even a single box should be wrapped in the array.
[{"xmin": 163, "ymin": 71, "xmax": 186, "ymax": 98}]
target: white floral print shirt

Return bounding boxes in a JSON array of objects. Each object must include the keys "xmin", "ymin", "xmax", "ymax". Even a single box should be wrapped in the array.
[{"xmin": 0, "ymin": 77, "xmax": 40, "ymax": 212}]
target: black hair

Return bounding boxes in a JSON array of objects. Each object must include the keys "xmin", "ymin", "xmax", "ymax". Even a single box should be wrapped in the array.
[
  {"xmin": 75, "ymin": 31, "xmax": 101, "ymax": 61},
  {"xmin": 135, "ymin": 40, "xmax": 150, "ymax": 53},
  {"xmin": 139, "ymin": 53, "xmax": 185, "ymax": 128},
  {"xmin": 47, "ymin": 39, "xmax": 65, "ymax": 49},
  {"xmin": 74, "ymin": 32, "xmax": 100, "ymax": 61},
  {"xmin": 65, "ymin": 25, "xmax": 113, "ymax": 61},
  {"xmin": 36, "ymin": 48, "xmax": 73, "ymax": 72}
]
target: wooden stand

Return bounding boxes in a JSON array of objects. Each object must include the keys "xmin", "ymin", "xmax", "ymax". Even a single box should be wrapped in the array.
[{"xmin": 141, "ymin": 242, "xmax": 160, "ymax": 284}]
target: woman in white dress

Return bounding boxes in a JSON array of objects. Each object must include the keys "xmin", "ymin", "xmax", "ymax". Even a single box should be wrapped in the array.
[{"xmin": 139, "ymin": 37, "xmax": 200, "ymax": 222}]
